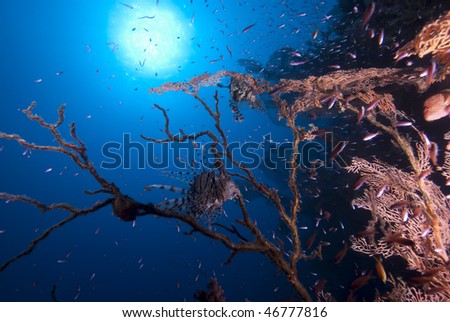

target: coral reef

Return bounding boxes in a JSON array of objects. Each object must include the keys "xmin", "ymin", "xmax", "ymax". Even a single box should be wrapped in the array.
[
  {"xmin": 395, "ymin": 11, "xmax": 450, "ymax": 81},
  {"xmin": 1, "ymin": 7, "xmax": 450, "ymax": 302}
]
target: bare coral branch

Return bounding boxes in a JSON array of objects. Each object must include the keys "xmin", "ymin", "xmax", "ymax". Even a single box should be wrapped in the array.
[{"xmin": 0, "ymin": 196, "xmax": 113, "ymax": 271}]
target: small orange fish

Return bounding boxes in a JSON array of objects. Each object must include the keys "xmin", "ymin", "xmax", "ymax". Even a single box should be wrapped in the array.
[
  {"xmin": 429, "ymin": 142, "xmax": 438, "ymax": 166},
  {"xmin": 418, "ymin": 170, "xmax": 432, "ymax": 180},
  {"xmin": 329, "ymin": 141, "xmax": 348, "ymax": 160},
  {"xmin": 312, "ymin": 279, "xmax": 327, "ymax": 294},
  {"xmin": 425, "ymin": 61, "xmax": 437, "ymax": 88},
  {"xmin": 242, "ymin": 23, "xmax": 256, "ymax": 33},
  {"xmin": 355, "ymin": 227, "xmax": 375, "ymax": 238},
  {"xmin": 408, "ymin": 275, "xmax": 435, "ymax": 285},
  {"xmin": 375, "ymin": 258, "xmax": 386, "ymax": 283},
  {"xmin": 312, "ymin": 27, "xmax": 318, "ymax": 39},
  {"xmin": 389, "ymin": 200, "xmax": 409, "ymax": 210},
  {"xmin": 411, "ymin": 207, "xmax": 423, "ymax": 218},
  {"xmin": 311, "ymin": 129, "xmax": 326, "ymax": 136},
  {"xmin": 354, "ymin": 176, "xmax": 368, "ymax": 190},
  {"xmin": 350, "ymin": 271, "xmax": 373, "ymax": 292},
  {"xmin": 361, "ymin": 2, "xmax": 375, "ymax": 28},
  {"xmin": 306, "ymin": 231, "xmax": 318, "ymax": 249},
  {"xmin": 378, "ymin": 28, "xmax": 384, "ymax": 45},
  {"xmin": 334, "ymin": 243, "xmax": 348, "ymax": 264},
  {"xmin": 347, "ymin": 52, "xmax": 357, "ymax": 59},
  {"xmin": 366, "ymin": 99, "xmax": 380, "ymax": 111},
  {"xmin": 357, "ymin": 106, "xmax": 365, "ymax": 124},
  {"xmin": 376, "ymin": 184, "xmax": 387, "ymax": 197},
  {"xmin": 385, "ymin": 232, "xmax": 415, "ymax": 247}
]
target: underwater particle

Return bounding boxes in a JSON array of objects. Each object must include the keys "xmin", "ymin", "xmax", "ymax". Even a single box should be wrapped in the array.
[
  {"xmin": 421, "ymin": 228, "xmax": 431, "ymax": 238},
  {"xmin": 22, "ymin": 147, "xmax": 30, "ymax": 156}
]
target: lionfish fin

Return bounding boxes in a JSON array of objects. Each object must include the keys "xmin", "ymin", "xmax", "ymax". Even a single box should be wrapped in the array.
[
  {"xmin": 159, "ymin": 170, "xmax": 201, "ymax": 184},
  {"xmin": 231, "ymin": 102, "xmax": 244, "ymax": 122},
  {"xmin": 157, "ymin": 198, "xmax": 187, "ymax": 211},
  {"xmin": 144, "ymin": 184, "xmax": 187, "ymax": 195}
]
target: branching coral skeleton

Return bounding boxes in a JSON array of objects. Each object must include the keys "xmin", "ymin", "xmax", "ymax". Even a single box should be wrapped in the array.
[{"xmin": 1, "ymin": 11, "xmax": 450, "ymax": 301}]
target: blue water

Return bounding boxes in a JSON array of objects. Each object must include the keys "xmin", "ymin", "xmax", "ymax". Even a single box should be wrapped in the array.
[{"xmin": 2, "ymin": 0, "xmax": 429, "ymax": 302}]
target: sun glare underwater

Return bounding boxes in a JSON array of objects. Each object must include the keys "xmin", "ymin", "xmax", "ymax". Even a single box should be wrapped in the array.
[
  {"xmin": 1, "ymin": 0, "xmax": 450, "ymax": 303},
  {"xmin": 109, "ymin": 1, "xmax": 194, "ymax": 78}
]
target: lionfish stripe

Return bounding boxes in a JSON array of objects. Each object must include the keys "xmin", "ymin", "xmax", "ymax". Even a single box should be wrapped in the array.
[
  {"xmin": 160, "ymin": 171, "xmax": 193, "ymax": 184},
  {"xmin": 146, "ymin": 184, "xmax": 186, "ymax": 194},
  {"xmin": 157, "ymin": 198, "xmax": 186, "ymax": 209}
]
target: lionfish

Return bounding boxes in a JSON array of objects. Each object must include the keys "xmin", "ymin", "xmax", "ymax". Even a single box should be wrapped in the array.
[
  {"xmin": 229, "ymin": 77, "xmax": 265, "ymax": 122},
  {"xmin": 145, "ymin": 169, "xmax": 240, "ymax": 221}
]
